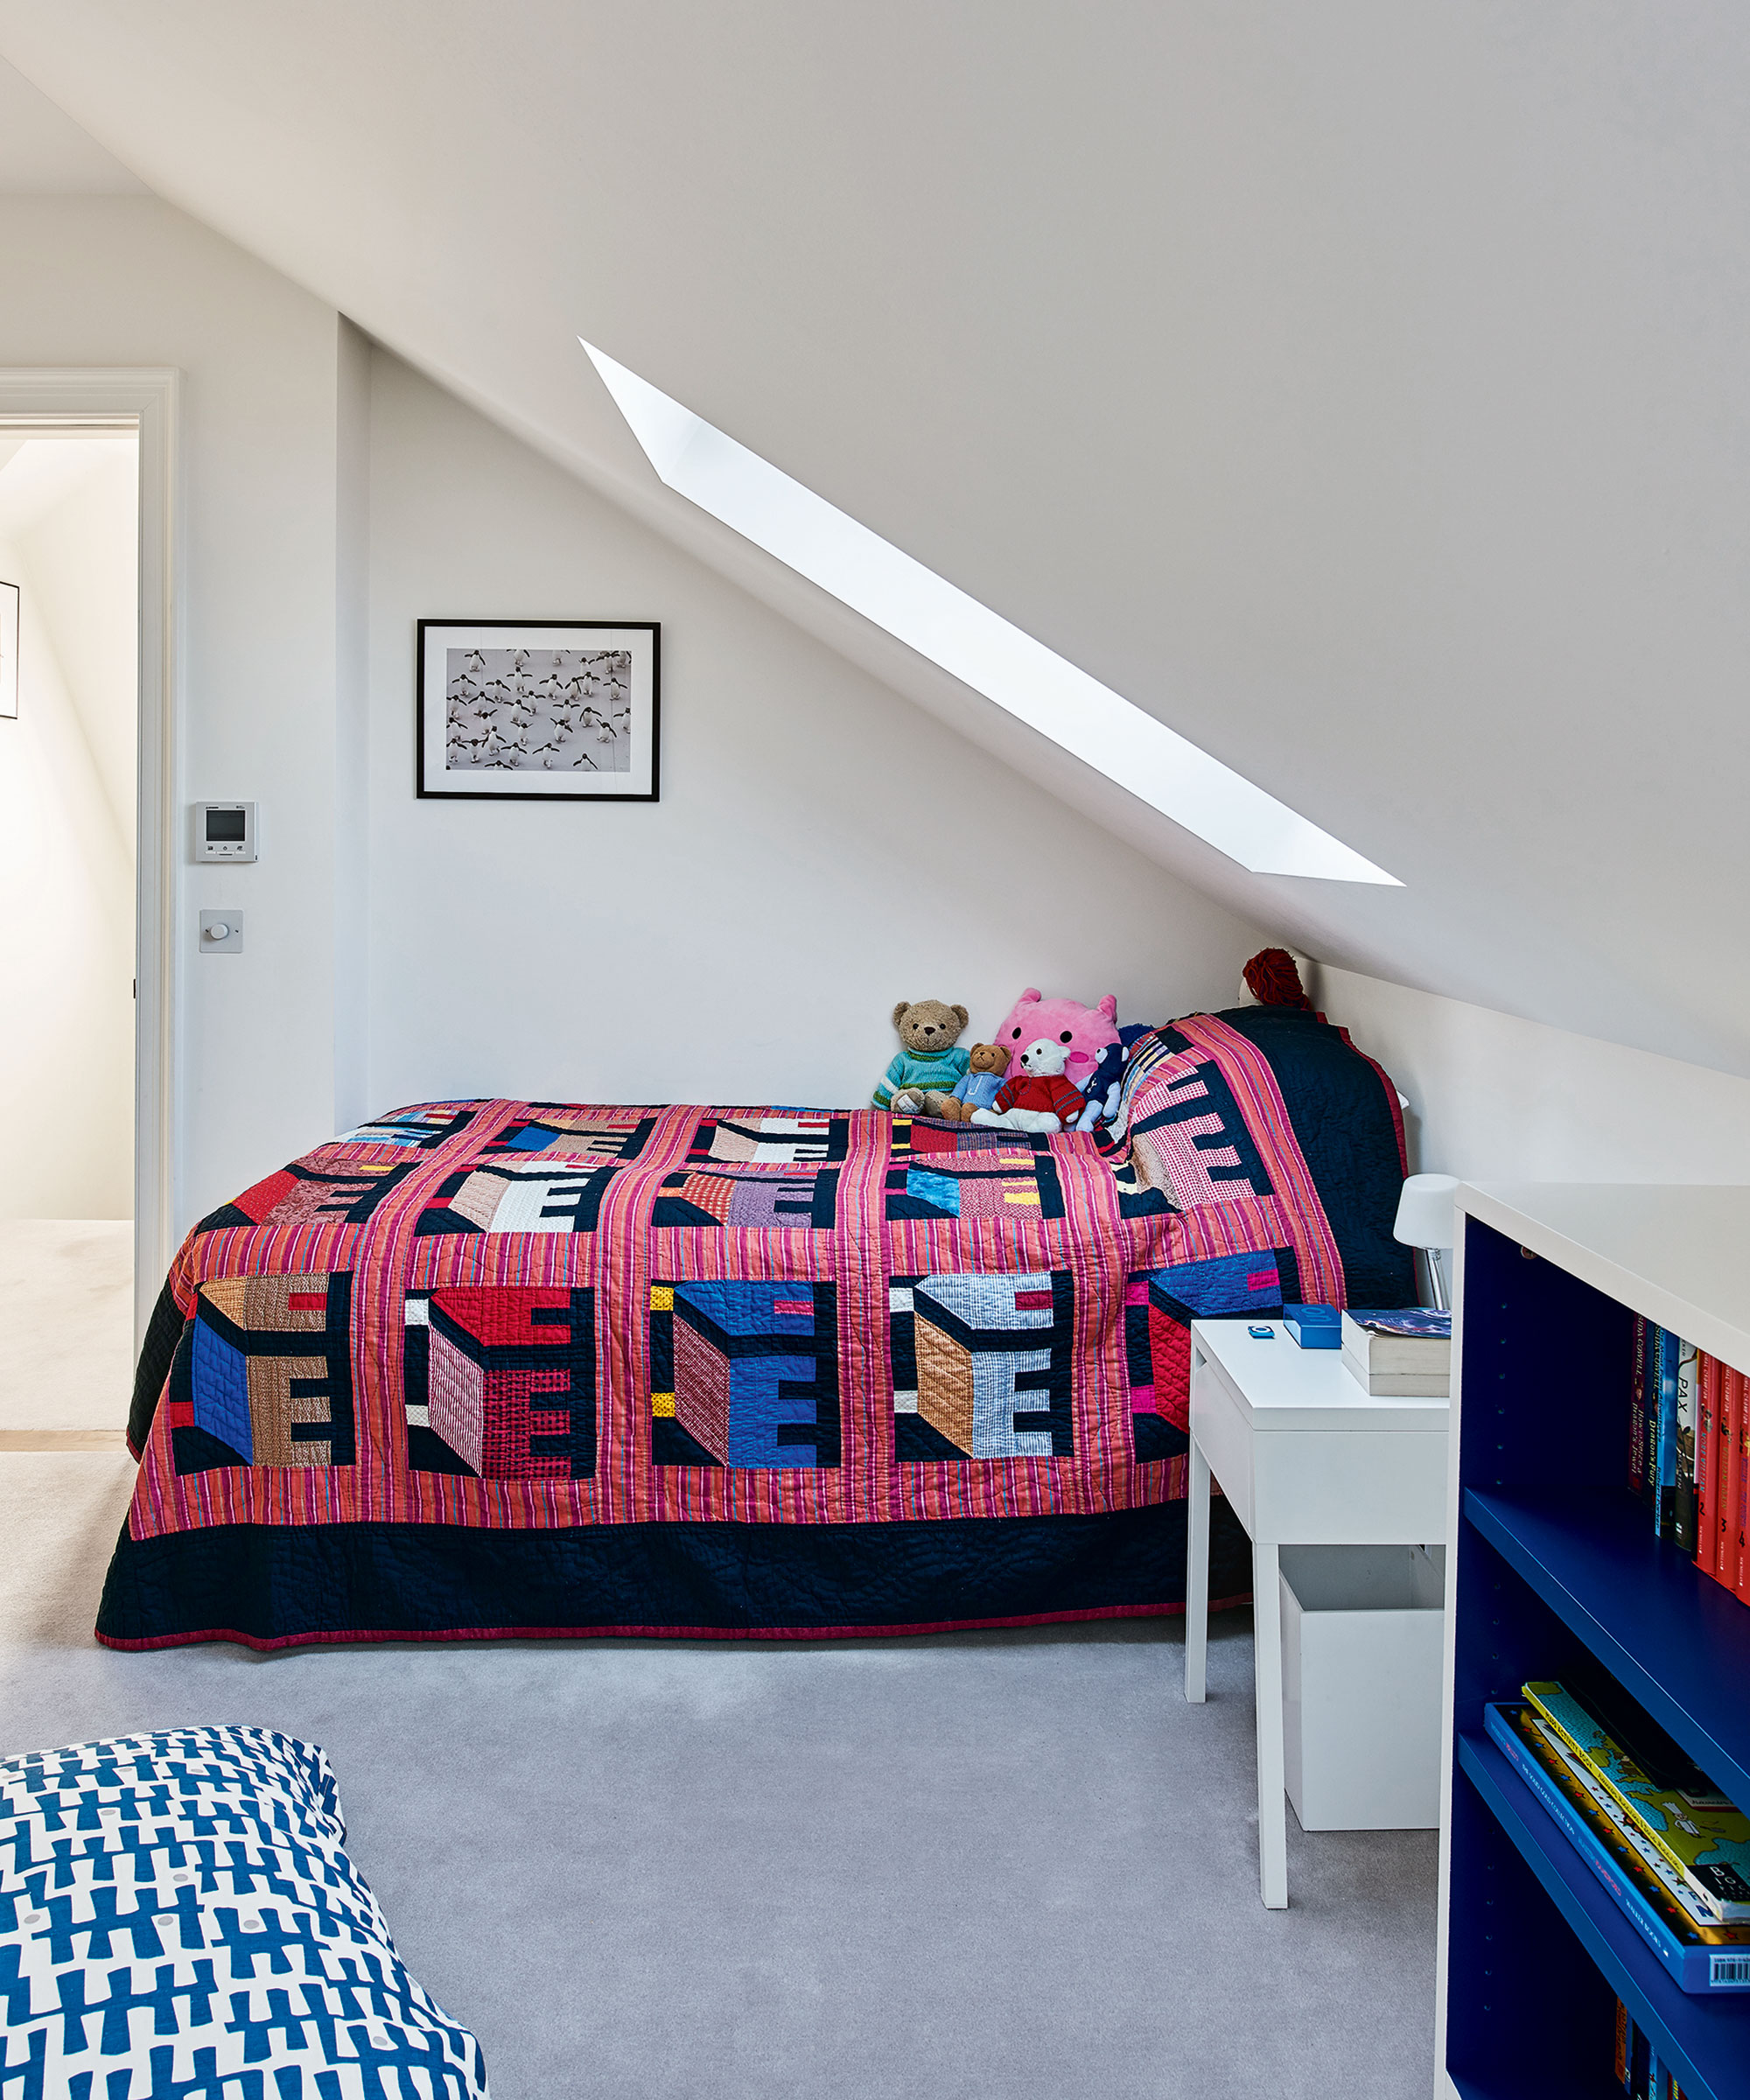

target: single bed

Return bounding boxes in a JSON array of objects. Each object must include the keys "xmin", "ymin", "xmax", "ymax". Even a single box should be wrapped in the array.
[{"xmin": 99, "ymin": 1005, "xmax": 1412, "ymax": 1649}]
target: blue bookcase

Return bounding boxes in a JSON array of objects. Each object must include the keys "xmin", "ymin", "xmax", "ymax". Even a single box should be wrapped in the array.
[{"xmin": 1438, "ymin": 1186, "xmax": 1750, "ymax": 2100}]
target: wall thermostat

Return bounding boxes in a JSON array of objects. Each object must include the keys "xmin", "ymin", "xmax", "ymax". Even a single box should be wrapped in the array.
[{"xmin": 195, "ymin": 802, "xmax": 256, "ymax": 861}]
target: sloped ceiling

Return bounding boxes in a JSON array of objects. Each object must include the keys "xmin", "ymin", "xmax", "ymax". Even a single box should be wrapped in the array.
[
  {"xmin": 2, "ymin": 4, "xmax": 1747, "ymax": 1073},
  {"xmin": 0, "ymin": 56, "xmax": 143, "ymax": 192}
]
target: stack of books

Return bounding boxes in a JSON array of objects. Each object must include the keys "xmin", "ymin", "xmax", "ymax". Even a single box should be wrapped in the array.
[
  {"xmin": 1339, "ymin": 1307, "xmax": 1451, "ymax": 1396},
  {"xmin": 1484, "ymin": 1680, "xmax": 1750, "ymax": 1995},
  {"xmin": 1614, "ymin": 1998, "xmax": 1692, "ymax": 2097},
  {"xmin": 1629, "ymin": 1317, "xmax": 1750, "ymax": 1599}
]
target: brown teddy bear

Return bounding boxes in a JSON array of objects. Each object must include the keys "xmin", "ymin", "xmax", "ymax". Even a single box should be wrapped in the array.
[
  {"xmin": 875, "ymin": 999, "xmax": 971, "ymax": 1111},
  {"xmin": 920, "ymin": 1042, "xmax": 1011, "ymax": 1123}
]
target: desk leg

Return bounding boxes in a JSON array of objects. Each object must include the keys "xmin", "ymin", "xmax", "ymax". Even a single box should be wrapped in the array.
[
  {"xmin": 1185, "ymin": 1438, "xmax": 1210, "ymax": 1704},
  {"xmin": 1252, "ymin": 1536, "xmax": 1289, "ymax": 1910}
]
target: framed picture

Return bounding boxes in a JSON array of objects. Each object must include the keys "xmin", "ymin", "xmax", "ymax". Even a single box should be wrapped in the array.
[
  {"xmin": 0, "ymin": 581, "xmax": 17, "ymax": 719},
  {"xmin": 417, "ymin": 619, "xmax": 660, "ymax": 801}
]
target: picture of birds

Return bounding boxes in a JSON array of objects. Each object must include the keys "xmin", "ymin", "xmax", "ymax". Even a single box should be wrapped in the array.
[{"xmin": 444, "ymin": 647, "xmax": 633, "ymax": 772}]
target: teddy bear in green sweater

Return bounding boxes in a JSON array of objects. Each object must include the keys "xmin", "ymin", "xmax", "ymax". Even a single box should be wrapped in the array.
[{"xmin": 874, "ymin": 998, "xmax": 970, "ymax": 1110}]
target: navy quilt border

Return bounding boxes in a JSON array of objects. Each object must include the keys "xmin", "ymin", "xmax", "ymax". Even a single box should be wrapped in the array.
[{"xmin": 95, "ymin": 1502, "xmax": 1253, "ymax": 1649}]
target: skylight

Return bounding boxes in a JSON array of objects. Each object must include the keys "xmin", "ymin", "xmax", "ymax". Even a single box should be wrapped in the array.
[{"xmin": 582, "ymin": 340, "xmax": 1400, "ymax": 884}]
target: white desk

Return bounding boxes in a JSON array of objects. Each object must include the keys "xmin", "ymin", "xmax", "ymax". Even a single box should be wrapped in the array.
[{"xmin": 1185, "ymin": 1317, "xmax": 1449, "ymax": 1909}]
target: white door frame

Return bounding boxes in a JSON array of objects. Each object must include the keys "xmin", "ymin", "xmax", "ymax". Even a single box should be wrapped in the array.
[{"xmin": 0, "ymin": 368, "xmax": 180, "ymax": 1347}]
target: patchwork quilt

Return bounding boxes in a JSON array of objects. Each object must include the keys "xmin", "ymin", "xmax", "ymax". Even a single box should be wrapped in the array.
[{"xmin": 101, "ymin": 1007, "xmax": 1412, "ymax": 1648}]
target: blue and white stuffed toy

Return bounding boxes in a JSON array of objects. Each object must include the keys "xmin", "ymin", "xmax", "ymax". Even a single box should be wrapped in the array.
[{"xmin": 1075, "ymin": 1025, "xmax": 1159, "ymax": 1130}]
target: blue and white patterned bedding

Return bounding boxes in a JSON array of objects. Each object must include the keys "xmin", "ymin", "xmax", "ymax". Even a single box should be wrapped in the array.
[{"xmin": 0, "ymin": 1726, "xmax": 487, "ymax": 2097}]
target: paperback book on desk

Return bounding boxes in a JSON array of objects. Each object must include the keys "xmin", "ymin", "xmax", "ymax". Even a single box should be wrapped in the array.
[{"xmin": 1340, "ymin": 1308, "xmax": 1451, "ymax": 1397}]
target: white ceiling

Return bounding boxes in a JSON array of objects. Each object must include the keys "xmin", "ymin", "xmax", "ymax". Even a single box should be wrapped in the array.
[{"xmin": 2, "ymin": 5, "xmax": 1747, "ymax": 1072}]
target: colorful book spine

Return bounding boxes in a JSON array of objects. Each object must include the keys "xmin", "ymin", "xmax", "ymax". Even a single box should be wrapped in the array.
[
  {"xmin": 1653, "ymin": 1328, "xmax": 1681, "ymax": 1539},
  {"xmin": 1705, "ymin": 1368, "xmax": 1731, "ymax": 1578},
  {"xmin": 1616, "ymin": 1998, "xmax": 1653, "ymax": 2095},
  {"xmin": 1696, "ymin": 1351, "xmax": 1717, "ymax": 1574},
  {"xmin": 1630, "ymin": 1316, "xmax": 1648, "ymax": 1501},
  {"xmin": 1674, "ymin": 1338, "xmax": 1699, "ymax": 1555},
  {"xmin": 1626, "ymin": 2027, "xmax": 1693, "ymax": 2098},
  {"xmin": 1740, "ymin": 1370, "xmax": 1750, "ymax": 1600},
  {"xmin": 1523, "ymin": 1681, "xmax": 1750, "ymax": 1920}
]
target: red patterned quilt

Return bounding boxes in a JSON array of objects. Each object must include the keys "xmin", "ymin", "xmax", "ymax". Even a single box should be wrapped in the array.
[{"xmin": 102, "ymin": 1008, "xmax": 1411, "ymax": 1648}]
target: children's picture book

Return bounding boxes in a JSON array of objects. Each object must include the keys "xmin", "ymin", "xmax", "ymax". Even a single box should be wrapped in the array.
[
  {"xmin": 1523, "ymin": 1681, "xmax": 1750, "ymax": 1922},
  {"xmin": 1488, "ymin": 1704, "xmax": 1750, "ymax": 1993}
]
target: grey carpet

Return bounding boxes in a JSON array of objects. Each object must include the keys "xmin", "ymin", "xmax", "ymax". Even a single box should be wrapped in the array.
[{"xmin": 0, "ymin": 1452, "xmax": 1437, "ymax": 2098}]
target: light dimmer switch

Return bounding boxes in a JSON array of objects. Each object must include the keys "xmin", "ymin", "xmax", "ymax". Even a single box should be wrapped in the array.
[{"xmin": 200, "ymin": 911, "xmax": 243, "ymax": 954}]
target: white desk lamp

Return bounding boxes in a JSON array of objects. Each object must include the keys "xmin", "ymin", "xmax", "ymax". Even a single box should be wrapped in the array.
[{"xmin": 1393, "ymin": 1172, "xmax": 1459, "ymax": 1312}]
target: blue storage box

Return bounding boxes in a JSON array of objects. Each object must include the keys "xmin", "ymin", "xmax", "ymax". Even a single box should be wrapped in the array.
[{"xmin": 1284, "ymin": 1304, "xmax": 1341, "ymax": 1348}]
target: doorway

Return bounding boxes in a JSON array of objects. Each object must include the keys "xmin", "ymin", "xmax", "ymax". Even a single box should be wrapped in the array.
[
  {"xmin": 0, "ymin": 371, "xmax": 177, "ymax": 1383},
  {"xmin": 0, "ymin": 424, "xmax": 139, "ymax": 1445}
]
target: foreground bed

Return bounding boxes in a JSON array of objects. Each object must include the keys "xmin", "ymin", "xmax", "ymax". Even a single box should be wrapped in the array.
[{"xmin": 101, "ymin": 1007, "xmax": 1411, "ymax": 1648}]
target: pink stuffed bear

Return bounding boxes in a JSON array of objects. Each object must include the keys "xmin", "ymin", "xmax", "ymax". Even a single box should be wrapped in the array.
[{"xmin": 992, "ymin": 989, "xmax": 1121, "ymax": 1096}]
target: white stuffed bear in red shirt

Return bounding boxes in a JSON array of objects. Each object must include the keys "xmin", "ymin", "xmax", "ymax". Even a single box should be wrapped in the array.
[{"xmin": 970, "ymin": 1037, "xmax": 1087, "ymax": 1134}]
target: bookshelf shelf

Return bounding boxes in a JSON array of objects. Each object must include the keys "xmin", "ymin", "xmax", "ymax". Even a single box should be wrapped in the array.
[
  {"xmin": 1458, "ymin": 1731, "xmax": 1748, "ymax": 2100},
  {"xmin": 1463, "ymin": 1487, "xmax": 1750, "ymax": 1808},
  {"xmin": 1437, "ymin": 1186, "xmax": 1750, "ymax": 2100}
]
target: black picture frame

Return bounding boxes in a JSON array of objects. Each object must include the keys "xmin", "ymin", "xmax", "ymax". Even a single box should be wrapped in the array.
[{"xmin": 416, "ymin": 618, "xmax": 661, "ymax": 802}]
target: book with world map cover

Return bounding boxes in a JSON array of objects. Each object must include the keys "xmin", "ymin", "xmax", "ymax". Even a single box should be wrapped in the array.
[
  {"xmin": 1524, "ymin": 1680, "xmax": 1750, "ymax": 1923},
  {"xmin": 1488, "ymin": 1703, "xmax": 1750, "ymax": 1993}
]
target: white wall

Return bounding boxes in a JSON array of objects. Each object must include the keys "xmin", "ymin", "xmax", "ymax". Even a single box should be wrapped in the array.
[
  {"xmin": 10, "ymin": 442, "xmax": 137, "ymax": 854},
  {"xmin": 0, "ymin": 196, "xmax": 348, "ymax": 1229},
  {"xmin": 333, "ymin": 314, "xmax": 371, "ymax": 1131},
  {"xmin": 0, "ymin": 52, "xmax": 143, "ymax": 193},
  {"xmin": 23, "ymin": 186, "xmax": 1732, "ymax": 1233},
  {"xmin": 0, "ymin": 194, "xmax": 1266, "ymax": 1242},
  {"xmin": 0, "ymin": 440, "xmax": 136, "ymax": 1215},
  {"xmin": 18, "ymin": 10, "xmax": 1750, "ymax": 1084},
  {"xmin": 367, "ymin": 351, "xmax": 1267, "ymax": 1110},
  {"xmin": 1319, "ymin": 964, "xmax": 1750, "ymax": 1186}
]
